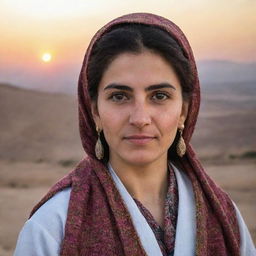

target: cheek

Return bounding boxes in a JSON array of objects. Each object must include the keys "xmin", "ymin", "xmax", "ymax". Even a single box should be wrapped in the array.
[
  {"xmin": 98, "ymin": 107, "xmax": 125, "ymax": 139},
  {"xmin": 159, "ymin": 107, "xmax": 182, "ymax": 134}
]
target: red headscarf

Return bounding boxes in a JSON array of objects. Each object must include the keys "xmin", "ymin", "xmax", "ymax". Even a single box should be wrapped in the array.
[{"xmin": 31, "ymin": 13, "xmax": 240, "ymax": 255}]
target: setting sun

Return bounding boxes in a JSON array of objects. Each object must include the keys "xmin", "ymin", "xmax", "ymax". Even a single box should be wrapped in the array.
[{"xmin": 42, "ymin": 53, "xmax": 52, "ymax": 63}]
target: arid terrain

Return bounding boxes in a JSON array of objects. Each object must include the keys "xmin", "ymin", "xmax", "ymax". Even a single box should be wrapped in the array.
[{"xmin": 0, "ymin": 82, "xmax": 255, "ymax": 255}]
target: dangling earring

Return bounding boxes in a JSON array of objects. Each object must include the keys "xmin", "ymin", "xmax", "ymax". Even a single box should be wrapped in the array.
[
  {"xmin": 177, "ymin": 124, "xmax": 186, "ymax": 157},
  {"xmin": 95, "ymin": 126, "xmax": 104, "ymax": 160}
]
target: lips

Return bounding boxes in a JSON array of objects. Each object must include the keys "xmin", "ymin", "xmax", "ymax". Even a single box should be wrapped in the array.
[
  {"xmin": 124, "ymin": 135, "xmax": 156, "ymax": 139},
  {"xmin": 123, "ymin": 135, "xmax": 156, "ymax": 145}
]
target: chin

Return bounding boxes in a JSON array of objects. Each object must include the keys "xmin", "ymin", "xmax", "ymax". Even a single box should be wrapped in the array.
[{"xmin": 119, "ymin": 151, "xmax": 166, "ymax": 167}]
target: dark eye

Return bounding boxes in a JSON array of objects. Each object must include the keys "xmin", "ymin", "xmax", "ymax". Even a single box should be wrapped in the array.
[
  {"xmin": 109, "ymin": 92, "xmax": 129, "ymax": 102},
  {"xmin": 152, "ymin": 92, "xmax": 170, "ymax": 101}
]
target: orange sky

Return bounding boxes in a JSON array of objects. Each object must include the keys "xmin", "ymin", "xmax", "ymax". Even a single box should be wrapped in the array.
[{"xmin": 0, "ymin": 0, "xmax": 256, "ymax": 70}]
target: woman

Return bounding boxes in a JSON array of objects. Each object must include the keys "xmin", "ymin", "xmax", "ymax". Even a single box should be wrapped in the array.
[{"xmin": 14, "ymin": 13, "xmax": 255, "ymax": 256}]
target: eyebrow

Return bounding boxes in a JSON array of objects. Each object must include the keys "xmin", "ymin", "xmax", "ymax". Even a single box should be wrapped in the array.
[{"xmin": 103, "ymin": 82, "xmax": 176, "ymax": 91}]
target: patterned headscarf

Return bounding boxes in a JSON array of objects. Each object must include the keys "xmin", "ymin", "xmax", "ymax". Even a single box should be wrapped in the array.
[{"xmin": 31, "ymin": 13, "xmax": 240, "ymax": 255}]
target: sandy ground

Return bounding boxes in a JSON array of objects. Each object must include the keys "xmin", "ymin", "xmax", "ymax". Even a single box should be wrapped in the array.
[
  {"xmin": 0, "ymin": 159, "xmax": 255, "ymax": 255},
  {"xmin": 0, "ymin": 160, "xmax": 70, "ymax": 256}
]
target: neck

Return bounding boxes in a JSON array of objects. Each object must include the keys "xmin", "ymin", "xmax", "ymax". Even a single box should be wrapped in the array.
[{"xmin": 109, "ymin": 158, "xmax": 169, "ymax": 204}]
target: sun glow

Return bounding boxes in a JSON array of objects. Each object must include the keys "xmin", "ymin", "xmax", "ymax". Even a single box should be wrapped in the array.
[{"xmin": 42, "ymin": 53, "xmax": 52, "ymax": 63}]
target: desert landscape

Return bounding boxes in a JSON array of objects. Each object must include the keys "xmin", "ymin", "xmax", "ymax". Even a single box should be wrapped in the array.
[{"xmin": 0, "ymin": 81, "xmax": 255, "ymax": 255}]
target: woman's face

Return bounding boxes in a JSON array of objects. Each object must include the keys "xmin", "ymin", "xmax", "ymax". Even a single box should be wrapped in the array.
[{"xmin": 92, "ymin": 50, "xmax": 188, "ymax": 167}]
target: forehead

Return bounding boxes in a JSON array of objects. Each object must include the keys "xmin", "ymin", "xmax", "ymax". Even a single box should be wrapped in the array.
[{"xmin": 98, "ymin": 50, "xmax": 181, "ymax": 90}]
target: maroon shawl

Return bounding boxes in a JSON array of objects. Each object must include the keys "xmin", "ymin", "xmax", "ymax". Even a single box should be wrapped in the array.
[{"xmin": 31, "ymin": 13, "xmax": 240, "ymax": 255}]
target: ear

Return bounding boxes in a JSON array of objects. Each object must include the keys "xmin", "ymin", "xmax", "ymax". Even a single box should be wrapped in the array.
[
  {"xmin": 91, "ymin": 101, "xmax": 101, "ymax": 129},
  {"xmin": 178, "ymin": 101, "xmax": 189, "ymax": 128}
]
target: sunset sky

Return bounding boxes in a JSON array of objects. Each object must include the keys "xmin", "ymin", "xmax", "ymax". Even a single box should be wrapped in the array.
[{"xmin": 0, "ymin": 0, "xmax": 255, "ymax": 91}]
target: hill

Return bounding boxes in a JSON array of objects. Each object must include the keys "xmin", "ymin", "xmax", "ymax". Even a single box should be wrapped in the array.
[
  {"xmin": 1, "ymin": 82, "xmax": 256, "ymax": 162},
  {"xmin": 192, "ymin": 80, "xmax": 256, "ymax": 159},
  {"xmin": 0, "ymin": 83, "xmax": 84, "ymax": 163},
  {"xmin": 1, "ymin": 60, "xmax": 256, "ymax": 94}
]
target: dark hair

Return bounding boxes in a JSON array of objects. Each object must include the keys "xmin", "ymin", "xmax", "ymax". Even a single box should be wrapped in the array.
[
  {"xmin": 88, "ymin": 23, "xmax": 194, "ymax": 101},
  {"xmin": 87, "ymin": 23, "xmax": 194, "ymax": 161}
]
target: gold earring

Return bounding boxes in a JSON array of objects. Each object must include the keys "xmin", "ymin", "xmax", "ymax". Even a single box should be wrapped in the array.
[
  {"xmin": 177, "ymin": 125, "xmax": 186, "ymax": 157},
  {"xmin": 95, "ymin": 126, "xmax": 104, "ymax": 160}
]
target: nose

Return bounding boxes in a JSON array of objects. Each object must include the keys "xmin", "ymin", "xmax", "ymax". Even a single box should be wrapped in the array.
[{"xmin": 129, "ymin": 102, "xmax": 151, "ymax": 128}]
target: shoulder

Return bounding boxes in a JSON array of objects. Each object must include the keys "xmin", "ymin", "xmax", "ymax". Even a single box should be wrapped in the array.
[
  {"xmin": 233, "ymin": 202, "xmax": 256, "ymax": 256},
  {"xmin": 31, "ymin": 186, "xmax": 71, "ymax": 240},
  {"xmin": 14, "ymin": 187, "xmax": 71, "ymax": 256}
]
